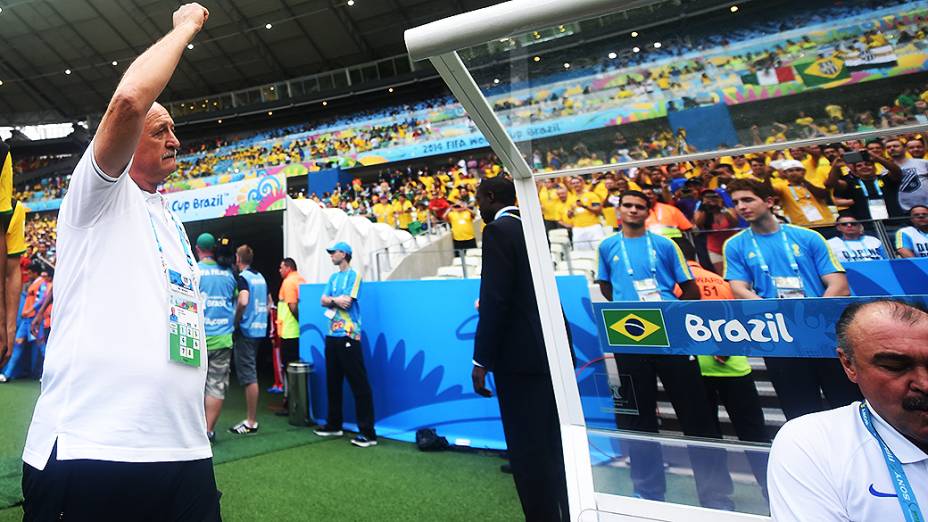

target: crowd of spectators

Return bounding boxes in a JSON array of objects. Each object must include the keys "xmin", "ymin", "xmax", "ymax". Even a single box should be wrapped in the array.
[
  {"xmin": 292, "ymin": 129, "xmax": 928, "ymax": 271},
  {"xmin": 8, "ymin": 0, "xmax": 925, "ymax": 206},
  {"xmin": 14, "ymin": 173, "xmax": 71, "ymax": 205},
  {"xmin": 24, "ymin": 214, "xmax": 57, "ymax": 263},
  {"xmin": 159, "ymin": 0, "xmax": 927, "ymax": 184}
]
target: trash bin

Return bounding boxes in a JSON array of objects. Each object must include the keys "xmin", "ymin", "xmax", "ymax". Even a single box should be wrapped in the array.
[{"xmin": 286, "ymin": 362, "xmax": 314, "ymax": 427}]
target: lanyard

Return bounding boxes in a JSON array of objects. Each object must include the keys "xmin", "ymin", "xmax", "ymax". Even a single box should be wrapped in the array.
[
  {"xmin": 858, "ymin": 178, "xmax": 883, "ymax": 198},
  {"xmin": 749, "ymin": 227, "xmax": 799, "ymax": 276},
  {"xmin": 859, "ymin": 403, "xmax": 924, "ymax": 522},
  {"xmin": 618, "ymin": 232, "xmax": 656, "ymax": 279},
  {"xmin": 145, "ymin": 197, "xmax": 196, "ymax": 278},
  {"xmin": 787, "ymin": 185, "xmax": 810, "ymax": 201}
]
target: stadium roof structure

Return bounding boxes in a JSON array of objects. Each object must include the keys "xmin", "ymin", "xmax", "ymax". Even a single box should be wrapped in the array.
[{"xmin": 0, "ymin": 0, "xmax": 502, "ymax": 126}]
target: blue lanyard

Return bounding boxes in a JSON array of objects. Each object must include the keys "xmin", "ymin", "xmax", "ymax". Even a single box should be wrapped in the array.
[
  {"xmin": 498, "ymin": 212, "xmax": 521, "ymax": 221},
  {"xmin": 859, "ymin": 403, "xmax": 924, "ymax": 522},
  {"xmin": 618, "ymin": 231, "xmax": 656, "ymax": 279},
  {"xmin": 857, "ymin": 178, "xmax": 883, "ymax": 198},
  {"xmin": 749, "ymin": 227, "xmax": 799, "ymax": 276},
  {"xmin": 145, "ymin": 198, "xmax": 196, "ymax": 277}
]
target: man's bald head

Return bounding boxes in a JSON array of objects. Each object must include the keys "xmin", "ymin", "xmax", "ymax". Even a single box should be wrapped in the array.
[
  {"xmin": 836, "ymin": 299, "xmax": 928, "ymax": 450},
  {"xmin": 837, "ymin": 299, "xmax": 928, "ymax": 363}
]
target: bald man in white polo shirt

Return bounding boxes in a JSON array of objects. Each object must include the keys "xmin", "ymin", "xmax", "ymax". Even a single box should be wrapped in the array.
[
  {"xmin": 767, "ymin": 299, "xmax": 928, "ymax": 521},
  {"xmin": 20, "ymin": 4, "xmax": 221, "ymax": 521}
]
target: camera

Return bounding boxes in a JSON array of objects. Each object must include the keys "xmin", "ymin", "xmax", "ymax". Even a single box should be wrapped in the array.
[{"xmin": 842, "ymin": 150, "xmax": 869, "ymax": 164}]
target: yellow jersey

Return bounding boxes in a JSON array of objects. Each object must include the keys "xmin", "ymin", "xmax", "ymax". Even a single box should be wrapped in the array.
[
  {"xmin": 571, "ymin": 191, "xmax": 603, "ymax": 228},
  {"xmin": 393, "ymin": 200, "xmax": 413, "ymax": 229},
  {"xmin": 447, "ymin": 209, "xmax": 475, "ymax": 241}
]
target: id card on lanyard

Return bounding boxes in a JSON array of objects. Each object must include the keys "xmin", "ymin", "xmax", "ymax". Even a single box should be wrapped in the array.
[
  {"xmin": 859, "ymin": 404, "xmax": 925, "ymax": 522},
  {"xmin": 619, "ymin": 232, "xmax": 661, "ymax": 302},
  {"xmin": 750, "ymin": 228, "xmax": 805, "ymax": 299},
  {"xmin": 789, "ymin": 185, "xmax": 824, "ymax": 222},
  {"xmin": 147, "ymin": 200, "xmax": 202, "ymax": 367},
  {"xmin": 858, "ymin": 178, "xmax": 889, "ymax": 220}
]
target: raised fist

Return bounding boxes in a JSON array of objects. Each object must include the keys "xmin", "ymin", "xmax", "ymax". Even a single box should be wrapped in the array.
[{"xmin": 173, "ymin": 3, "xmax": 209, "ymax": 33}]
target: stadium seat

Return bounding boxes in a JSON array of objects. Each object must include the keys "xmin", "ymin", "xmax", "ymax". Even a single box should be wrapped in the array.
[
  {"xmin": 464, "ymin": 248, "xmax": 482, "ymax": 258},
  {"xmin": 548, "ymin": 229, "xmax": 569, "ymax": 243},
  {"xmin": 549, "ymin": 242, "xmax": 566, "ymax": 261},
  {"xmin": 436, "ymin": 266, "xmax": 464, "ymax": 278},
  {"xmin": 451, "ymin": 256, "xmax": 480, "ymax": 268},
  {"xmin": 568, "ymin": 250, "xmax": 597, "ymax": 263},
  {"xmin": 564, "ymin": 258, "xmax": 597, "ymax": 274}
]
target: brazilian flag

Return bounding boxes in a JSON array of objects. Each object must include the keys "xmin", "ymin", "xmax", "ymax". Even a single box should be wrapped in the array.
[
  {"xmin": 602, "ymin": 309, "xmax": 669, "ymax": 347},
  {"xmin": 795, "ymin": 57, "xmax": 850, "ymax": 87}
]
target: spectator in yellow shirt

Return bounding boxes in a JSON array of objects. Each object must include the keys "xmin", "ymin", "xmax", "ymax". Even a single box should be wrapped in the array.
[
  {"xmin": 371, "ymin": 195, "xmax": 392, "ymax": 226},
  {"xmin": 766, "ymin": 159, "xmax": 834, "ymax": 226},
  {"xmin": 393, "ymin": 194, "xmax": 414, "ymax": 231},
  {"xmin": 445, "ymin": 202, "xmax": 477, "ymax": 256},
  {"xmin": 568, "ymin": 188, "xmax": 605, "ymax": 251}
]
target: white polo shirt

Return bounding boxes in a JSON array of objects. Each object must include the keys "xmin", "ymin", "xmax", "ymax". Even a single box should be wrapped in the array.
[
  {"xmin": 826, "ymin": 235, "xmax": 886, "ymax": 263},
  {"xmin": 22, "ymin": 142, "xmax": 210, "ymax": 470},
  {"xmin": 768, "ymin": 401, "xmax": 928, "ymax": 521}
]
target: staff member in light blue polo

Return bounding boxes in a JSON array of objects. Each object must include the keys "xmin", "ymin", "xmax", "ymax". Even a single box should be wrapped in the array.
[
  {"xmin": 313, "ymin": 242, "xmax": 378, "ymax": 448},
  {"xmin": 229, "ymin": 244, "xmax": 268, "ymax": 436},
  {"xmin": 723, "ymin": 178, "xmax": 861, "ymax": 421},
  {"xmin": 596, "ymin": 190, "xmax": 734, "ymax": 510},
  {"xmin": 196, "ymin": 233, "xmax": 237, "ymax": 443}
]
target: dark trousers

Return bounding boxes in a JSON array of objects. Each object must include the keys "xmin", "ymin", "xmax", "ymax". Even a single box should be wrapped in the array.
[
  {"xmin": 280, "ymin": 337, "xmax": 301, "ymax": 400},
  {"xmin": 452, "ymin": 238, "xmax": 477, "ymax": 258},
  {"xmin": 764, "ymin": 357, "xmax": 862, "ymax": 420},
  {"xmin": 613, "ymin": 354, "xmax": 734, "ymax": 510},
  {"xmin": 704, "ymin": 374, "xmax": 770, "ymax": 495},
  {"xmin": 495, "ymin": 372, "xmax": 569, "ymax": 522},
  {"xmin": 324, "ymin": 336, "xmax": 376, "ymax": 439},
  {"xmin": 23, "ymin": 444, "xmax": 221, "ymax": 522}
]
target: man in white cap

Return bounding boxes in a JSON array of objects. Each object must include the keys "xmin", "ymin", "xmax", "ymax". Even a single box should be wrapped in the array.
[
  {"xmin": 313, "ymin": 242, "xmax": 378, "ymax": 447},
  {"xmin": 758, "ymin": 158, "xmax": 835, "ymax": 226}
]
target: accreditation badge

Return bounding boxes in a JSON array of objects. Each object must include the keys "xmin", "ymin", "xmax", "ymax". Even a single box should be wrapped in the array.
[
  {"xmin": 167, "ymin": 269, "xmax": 202, "ymax": 367},
  {"xmin": 799, "ymin": 202, "xmax": 824, "ymax": 222},
  {"xmin": 868, "ymin": 199, "xmax": 889, "ymax": 221},
  {"xmin": 633, "ymin": 278, "xmax": 662, "ymax": 302},
  {"xmin": 773, "ymin": 276, "xmax": 805, "ymax": 299}
]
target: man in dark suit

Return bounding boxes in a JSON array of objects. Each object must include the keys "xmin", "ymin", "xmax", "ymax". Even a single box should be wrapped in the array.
[{"xmin": 472, "ymin": 176, "xmax": 570, "ymax": 522}]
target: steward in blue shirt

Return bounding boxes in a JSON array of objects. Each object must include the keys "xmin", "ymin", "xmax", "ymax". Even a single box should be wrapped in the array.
[
  {"xmin": 596, "ymin": 190, "xmax": 734, "ymax": 510},
  {"xmin": 228, "ymin": 244, "xmax": 268, "ymax": 436},
  {"xmin": 196, "ymin": 233, "xmax": 237, "ymax": 442},
  {"xmin": 723, "ymin": 178, "xmax": 861, "ymax": 420},
  {"xmin": 313, "ymin": 242, "xmax": 377, "ymax": 448}
]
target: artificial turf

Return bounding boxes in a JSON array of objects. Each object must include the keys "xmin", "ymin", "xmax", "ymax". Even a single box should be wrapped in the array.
[{"xmin": 0, "ymin": 379, "xmax": 523, "ymax": 521}]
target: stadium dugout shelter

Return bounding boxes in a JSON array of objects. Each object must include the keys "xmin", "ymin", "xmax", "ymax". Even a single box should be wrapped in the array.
[{"xmin": 406, "ymin": 1, "xmax": 928, "ymax": 520}]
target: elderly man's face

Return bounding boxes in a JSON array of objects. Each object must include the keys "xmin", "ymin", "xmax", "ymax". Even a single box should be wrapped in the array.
[
  {"xmin": 839, "ymin": 305, "xmax": 928, "ymax": 449},
  {"xmin": 133, "ymin": 103, "xmax": 180, "ymax": 186}
]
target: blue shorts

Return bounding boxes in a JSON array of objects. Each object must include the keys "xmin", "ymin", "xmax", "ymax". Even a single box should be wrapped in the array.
[{"xmin": 15, "ymin": 318, "xmax": 32, "ymax": 342}]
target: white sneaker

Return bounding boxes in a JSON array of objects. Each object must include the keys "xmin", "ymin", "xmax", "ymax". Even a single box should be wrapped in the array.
[{"xmin": 0, "ymin": 374, "xmax": 7, "ymax": 383}]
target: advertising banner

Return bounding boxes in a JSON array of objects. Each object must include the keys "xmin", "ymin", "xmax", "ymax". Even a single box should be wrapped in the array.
[
  {"xmin": 593, "ymin": 295, "xmax": 928, "ymax": 358},
  {"xmin": 165, "ymin": 173, "xmax": 286, "ymax": 222},
  {"xmin": 298, "ymin": 276, "xmax": 612, "ymax": 449}
]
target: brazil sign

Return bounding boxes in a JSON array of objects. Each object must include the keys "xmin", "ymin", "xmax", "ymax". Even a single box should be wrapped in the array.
[
  {"xmin": 602, "ymin": 309, "xmax": 669, "ymax": 347},
  {"xmin": 593, "ymin": 296, "xmax": 928, "ymax": 357}
]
